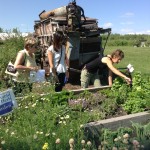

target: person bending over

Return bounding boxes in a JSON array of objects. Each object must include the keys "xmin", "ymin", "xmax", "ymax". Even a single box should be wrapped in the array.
[{"xmin": 80, "ymin": 49, "xmax": 131, "ymax": 88}]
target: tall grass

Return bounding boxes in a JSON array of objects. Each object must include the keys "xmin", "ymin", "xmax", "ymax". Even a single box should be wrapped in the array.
[{"xmin": 0, "ymin": 37, "xmax": 24, "ymax": 78}]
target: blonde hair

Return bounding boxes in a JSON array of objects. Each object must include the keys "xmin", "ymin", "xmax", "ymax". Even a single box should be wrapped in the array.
[{"xmin": 24, "ymin": 37, "xmax": 38, "ymax": 49}]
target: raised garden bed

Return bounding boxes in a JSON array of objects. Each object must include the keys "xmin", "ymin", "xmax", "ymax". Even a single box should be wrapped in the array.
[{"xmin": 85, "ymin": 111, "xmax": 150, "ymax": 131}]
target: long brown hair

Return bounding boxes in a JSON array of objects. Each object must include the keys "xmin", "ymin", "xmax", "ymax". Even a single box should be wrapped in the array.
[{"xmin": 53, "ymin": 31, "xmax": 64, "ymax": 52}]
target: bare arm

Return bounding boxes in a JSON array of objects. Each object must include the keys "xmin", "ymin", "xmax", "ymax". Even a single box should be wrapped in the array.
[
  {"xmin": 102, "ymin": 57, "xmax": 131, "ymax": 83},
  {"xmin": 108, "ymin": 69, "xmax": 113, "ymax": 86},
  {"xmin": 14, "ymin": 52, "xmax": 37, "ymax": 71},
  {"xmin": 47, "ymin": 50, "xmax": 57, "ymax": 77},
  {"xmin": 65, "ymin": 53, "xmax": 69, "ymax": 79},
  {"xmin": 65, "ymin": 53, "xmax": 69, "ymax": 68}
]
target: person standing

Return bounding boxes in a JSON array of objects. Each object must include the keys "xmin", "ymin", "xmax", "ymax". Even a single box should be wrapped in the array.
[
  {"xmin": 13, "ymin": 37, "xmax": 39, "ymax": 95},
  {"xmin": 80, "ymin": 49, "xmax": 131, "ymax": 88},
  {"xmin": 47, "ymin": 31, "xmax": 69, "ymax": 92}
]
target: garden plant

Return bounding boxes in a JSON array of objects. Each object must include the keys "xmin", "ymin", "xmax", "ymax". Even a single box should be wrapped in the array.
[{"xmin": 0, "ymin": 35, "xmax": 150, "ymax": 149}]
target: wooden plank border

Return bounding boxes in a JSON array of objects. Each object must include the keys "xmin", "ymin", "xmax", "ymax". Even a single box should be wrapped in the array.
[
  {"xmin": 69, "ymin": 86, "xmax": 111, "ymax": 94},
  {"xmin": 84, "ymin": 111, "xmax": 150, "ymax": 131}
]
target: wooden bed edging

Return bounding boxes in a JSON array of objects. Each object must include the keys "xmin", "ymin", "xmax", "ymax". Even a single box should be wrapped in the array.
[
  {"xmin": 69, "ymin": 85, "xmax": 111, "ymax": 94},
  {"xmin": 15, "ymin": 85, "xmax": 111, "ymax": 100},
  {"xmin": 83, "ymin": 111, "xmax": 150, "ymax": 147},
  {"xmin": 84, "ymin": 111, "xmax": 150, "ymax": 131}
]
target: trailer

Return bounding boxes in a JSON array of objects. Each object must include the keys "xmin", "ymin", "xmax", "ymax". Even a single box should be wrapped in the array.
[{"xmin": 34, "ymin": 1, "xmax": 111, "ymax": 84}]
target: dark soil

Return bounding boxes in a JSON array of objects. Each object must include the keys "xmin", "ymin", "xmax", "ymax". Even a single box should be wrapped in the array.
[
  {"xmin": 63, "ymin": 82, "xmax": 94, "ymax": 90},
  {"xmin": 65, "ymin": 83, "xmax": 128, "ymax": 120},
  {"xmin": 106, "ymin": 106, "xmax": 127, "ymax": 119},
  {"xmin": 63, "ymin": 83, "xmax": 81, "ymax": 90}
]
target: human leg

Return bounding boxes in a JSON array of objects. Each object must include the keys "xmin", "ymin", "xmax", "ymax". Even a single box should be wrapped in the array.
[
  {"xmin": 12, "ymin": 81, "xmax": 22, "ymax": 95},
  {"xmin": 80, "ymin": 69, "xmax": 90, "ymax": 88},
  {"xmin": 92, "ymin": 73, "xmax": 101, "ymax": 87},
  {"xmin": 55, "ymin": 73, "xmax": 65, "ymax": 92},
  {"xmin": 12, "ymin": 81, "xmax": 32, "ymax": 96}
]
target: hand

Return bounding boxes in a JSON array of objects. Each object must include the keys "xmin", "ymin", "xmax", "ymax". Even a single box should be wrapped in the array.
[
  {"xmin": 124, "ymin": 76, "xmax": 132, "ymax": 84},
  {"xmin": 66, "ymin": 71, "xmax": 69, "ymax": 79},
  {"xmin": 30, "ymin": 66, "xmax": 39, "ymax": 71}
]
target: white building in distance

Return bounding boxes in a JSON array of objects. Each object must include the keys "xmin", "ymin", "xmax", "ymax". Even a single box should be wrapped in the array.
[{"xmin": 0, "ymin": 32, "xmax": 29, "ymax": 40}]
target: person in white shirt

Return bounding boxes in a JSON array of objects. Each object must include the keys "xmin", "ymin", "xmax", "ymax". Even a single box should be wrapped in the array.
[{"xmin": 47, "ymin": 31, "xmax": 69, "ymax": 92}]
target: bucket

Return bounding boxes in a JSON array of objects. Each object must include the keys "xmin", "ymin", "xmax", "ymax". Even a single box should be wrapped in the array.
[
  {"xmin": 30, "ymin": 70, "xmax": 46, "ymax": 83},
  {"xmin": 36, "ymin": 69, "xmax": 46, "ymax": 82}
]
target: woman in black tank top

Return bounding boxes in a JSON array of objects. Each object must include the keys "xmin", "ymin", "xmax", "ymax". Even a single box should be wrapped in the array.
[{"xmin": 80, "ymin": 49, "xmax": 131, "ymax": 88}]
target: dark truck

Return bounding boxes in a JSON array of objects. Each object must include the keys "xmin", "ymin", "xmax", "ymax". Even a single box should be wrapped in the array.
[{"xmin": 34, "ymin": 0, "xmax": 111, "ymax": 84}]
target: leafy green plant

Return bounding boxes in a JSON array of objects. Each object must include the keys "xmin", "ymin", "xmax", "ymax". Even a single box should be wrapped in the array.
[
  {"xmin": 1, "ymin": 37, "xmax": 150, "ymax": 149},
  {"xmin": 97, "ymin": 122, "xmax": 150, "ymax": 149},
  {"xmin": 132, "ymin": 122, "xmax": 150, "ymax": 147},
  {"xmin": 122, "ymin": 72, "xmax": 150, "ymax": 113}
]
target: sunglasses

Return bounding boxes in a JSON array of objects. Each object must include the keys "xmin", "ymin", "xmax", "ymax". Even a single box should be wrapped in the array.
[{"xmin": 31, "ymin": 45, "xmax": 38, "ymax": 49}]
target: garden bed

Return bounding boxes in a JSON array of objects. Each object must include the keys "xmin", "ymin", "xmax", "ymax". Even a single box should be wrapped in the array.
[
  {"xmin": 0, "ymin": 72, "xmax": 150, "ymax": 149},
  {"xmin": 85, "ymin": 111, "xmax": 150, "ymax": 131}
]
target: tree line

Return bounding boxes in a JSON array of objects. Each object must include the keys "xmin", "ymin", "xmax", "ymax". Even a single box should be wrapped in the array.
[
  {"xmin": 1, "ymin": 27, "xmax": 150, "ymax": 47},
  {"xmin": 102, "ymin": 34, "xmax": 150, "ymax": 47}
]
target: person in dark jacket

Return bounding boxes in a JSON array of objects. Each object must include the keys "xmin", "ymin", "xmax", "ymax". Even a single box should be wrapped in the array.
[{"xmin": 80, "ymin": 49, "xmax": 131, "ymax": 88}]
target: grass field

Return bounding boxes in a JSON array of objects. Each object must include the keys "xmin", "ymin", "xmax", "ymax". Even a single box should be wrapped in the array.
[
  {"xmin": 104, "ymin": 46, "xmax": 150, "ymax": 75},
  {"xmin": 0, "ymin": 43, "xmax": 150, "ymax": 149}
]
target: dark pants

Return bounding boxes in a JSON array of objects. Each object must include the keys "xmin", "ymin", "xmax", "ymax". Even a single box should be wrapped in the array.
[
  {"xmin": 55, "ymin": 73, "xmax": 65, "ymax": 92},
  {"xmin": 12, "ymin": 81, "xmax": 32, "ymax": 96}
]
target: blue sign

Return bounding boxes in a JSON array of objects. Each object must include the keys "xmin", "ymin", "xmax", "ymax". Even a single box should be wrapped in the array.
[{"xmin": 0, "ymin": 89, "xmax": 17, "ymax": 116}]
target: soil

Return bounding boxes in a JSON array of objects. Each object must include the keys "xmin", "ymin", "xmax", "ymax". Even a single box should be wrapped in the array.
[
  {"xmin": 63, "ymin": 83, "xmax": 81, "ymax": 90},
  {"xmin": 63, "ymin": 82, "xmax": 95, "ymax": 90},
  {"xmin": 64, "ymin": 83, "xmax": 128, "ymax": 120},
  {"xmin": 106, "ymin": 106, "xmax": 127, "ymax": 119}
]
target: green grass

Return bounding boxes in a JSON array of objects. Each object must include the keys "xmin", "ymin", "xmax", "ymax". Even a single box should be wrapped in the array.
[
  {"xmin": 1, "ymin": 41, "xmax": 150, "ymax": 149},
  {"xmin": 104, "ymin": 46, "xmax": 150, "ymax": 75}
]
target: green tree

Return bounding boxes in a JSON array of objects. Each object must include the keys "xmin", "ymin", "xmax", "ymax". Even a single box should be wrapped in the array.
[
  {"xmin": 0, "ymin": 27, "xmax": 3, "ymax": 33},
  {"xmin": 12, "ymin": 28, "xmax": 20, "ymax": 34}
]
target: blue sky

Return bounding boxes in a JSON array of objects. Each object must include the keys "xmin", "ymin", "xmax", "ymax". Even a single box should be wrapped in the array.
[{"xmin": 0, "ymin": 0, "xmax": 150, "ymax": 34}]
